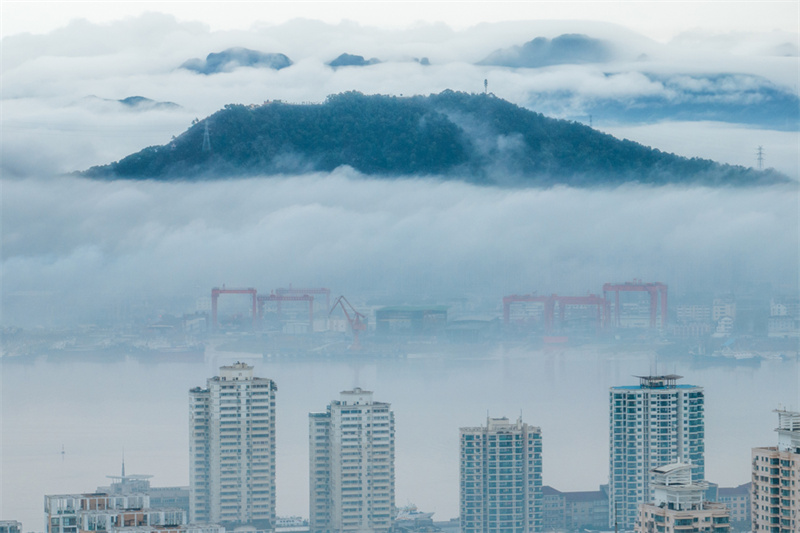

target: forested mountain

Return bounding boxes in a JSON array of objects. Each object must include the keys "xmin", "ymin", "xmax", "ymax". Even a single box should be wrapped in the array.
[{"xmin": 84, "ymin": 91, "xmax": 789, "ymax": 186}]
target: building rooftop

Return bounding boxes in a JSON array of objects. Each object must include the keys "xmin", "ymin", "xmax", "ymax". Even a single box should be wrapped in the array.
[
  {"xmin": 376, "ymin": 306, "xmax": 449, "ymax": 313},
  {"xmin": 542, "ymin": 486, "xmax": 563, "ymax": 496},
  {"xmin": 718, "ymin": 483, "xmax": 751, "ymax": 497},
  {"xmin": 564, "ymin": 490, "xmax": 607, "ymax": 503},
  {"xmin": 776, "ymin": 408, "xmax": 800, "ymax": 431}
]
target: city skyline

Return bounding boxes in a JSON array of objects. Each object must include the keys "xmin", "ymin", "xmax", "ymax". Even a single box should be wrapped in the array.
[
  {"xmin": 4, "ymin": 358, "xmax": 792, "ymax": 528},
  {"xmin": 1, "ymin": 3, "xmax": 797, "ymax": 529}
]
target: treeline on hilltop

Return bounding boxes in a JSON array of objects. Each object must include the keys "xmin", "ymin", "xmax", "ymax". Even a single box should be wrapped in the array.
[{"xmin": 83, "ymin": 90, "xmax": 789, "ymax": 187}]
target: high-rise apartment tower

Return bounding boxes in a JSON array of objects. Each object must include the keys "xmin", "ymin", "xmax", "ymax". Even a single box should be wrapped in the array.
[
  {"xmin": 460, "ymin": 417, "xmax": 543, "ymax": 533},
  {"xmin": 189, "ymin": 363, "xmax": 277, "ymax": 528},
  {"xmin": 751, "ymin": 409, "xmax": 800, "ymax": 533},
  {"xmin": 309, "ymin": 388, "xmax": 395, "ymax": 533},
  {"xmin": 609, "ymin": 375, "xmax": 704, "ymax": 531}
]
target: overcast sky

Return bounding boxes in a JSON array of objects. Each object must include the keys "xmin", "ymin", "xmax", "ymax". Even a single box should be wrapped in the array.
[{"xmin": 3, "ymin": 1, "xmax": 798, "ymax": 40}]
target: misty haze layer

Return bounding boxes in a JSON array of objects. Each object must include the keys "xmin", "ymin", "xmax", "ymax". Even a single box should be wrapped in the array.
[{"xmin": 2, "ymin": 172, "xmax": 796, "ymax": 326}]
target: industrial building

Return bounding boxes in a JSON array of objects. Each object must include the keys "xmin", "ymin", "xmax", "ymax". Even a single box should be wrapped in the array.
[
  {"xmin": 751, "ymin": 409, "xmax": 800, "ymax": 533},
  {"xmin": 189, "ymin": 363, "xmax": 277, "ymax": 529},
  {"xmin": 460, "ymin": 417, "xmax": 543, "ymax": 533},
  {"xmin": 375, "ymin": 306, "xmax": 447, "ymax": 337},
  {"xmin": 309, "ymin": 388, "xmax": 395, "ymax": 533},
  {"xmin": 609, "ymin": 375, "xmax": 705, "ymax": 531}
]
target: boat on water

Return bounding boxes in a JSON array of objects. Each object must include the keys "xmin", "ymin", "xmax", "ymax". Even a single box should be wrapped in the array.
[
  {"xmin": 132, "ymin": 341, "xmax": 205, "ymax": 363},
  {"xmin": 395, "ymin": 504, "xmax": 434, "ymax": 522}
]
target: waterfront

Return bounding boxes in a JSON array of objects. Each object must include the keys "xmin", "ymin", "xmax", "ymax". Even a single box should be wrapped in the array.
[{"xmin": 2, "ymin": 346, "xmax": 797, "ymax": 529}]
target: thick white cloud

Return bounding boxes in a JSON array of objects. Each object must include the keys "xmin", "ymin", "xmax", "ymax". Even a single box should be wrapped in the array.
[
  {"xmin": 2, "ymin": 173, "xmax": 796, "ymax": 326},
  {"xmin": 1, "ymin": 15, "xmax": 798, "ymax": 327}
]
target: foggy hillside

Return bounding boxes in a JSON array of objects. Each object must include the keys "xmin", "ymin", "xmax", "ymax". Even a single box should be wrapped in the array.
[{"xmin": 83, "ymin": 91, "xmax": 788, "ymax": 187}]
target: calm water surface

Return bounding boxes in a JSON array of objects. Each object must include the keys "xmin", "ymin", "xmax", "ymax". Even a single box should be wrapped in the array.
[{"xmin": 2, "ymin": 346, "xmax": 797, "ymax": 530}]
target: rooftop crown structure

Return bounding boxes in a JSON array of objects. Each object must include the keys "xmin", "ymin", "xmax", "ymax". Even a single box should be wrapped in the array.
[{"xmin": 636, "ymin": 461, "xmax": 730, "ymax": 533}]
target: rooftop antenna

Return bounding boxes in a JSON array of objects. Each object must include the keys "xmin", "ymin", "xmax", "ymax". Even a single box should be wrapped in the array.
[
  {"xmin": 122, "ymin": 447, "xmax": 125, "ymax": 477},
  {"xmin": 61, "ymin": 444, "xmax": 65, "ymax": 461},
  {"xmin": 757, "ymin": 146, "xmax": 764, "ymax": 170},
  {"xmin": 202, "ymin": 121, "xmax": 211, "ymax": 152},
  {"xmin": 484, "ymin": 79, "xmax": 488, "ymax": 95}
]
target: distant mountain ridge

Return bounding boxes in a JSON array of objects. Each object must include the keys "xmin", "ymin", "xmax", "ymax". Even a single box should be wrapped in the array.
[
  {"xmin": 82, "ymin": 95, "xmax": 180, "ymax": 110},
  {"xmin": 181, "ymin": 47, "xmax": 292, "ymax": 74},
  {"xmin": 83, "ymin": 91, "xmax": 789, "ymax": 186},
  {"xmin": 479, "ymin": 34, "xmax": 614, "ymax": 68},
  {"xmin": 328, "ymin": 53, "xmax": 381, "ymax": 68}
]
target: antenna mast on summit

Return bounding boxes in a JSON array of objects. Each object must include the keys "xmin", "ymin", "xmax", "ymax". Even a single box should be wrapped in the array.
[
  {"xmin": 484, "ymin": 79, "xmax": 488, "ymax": 94},
  {"xmin": 757, "ymin": 146, "xmax": 764, "ymax": 170},
  {"xmin": 202, "ymin": 122, "xmax": 211, "ymax": 152}
]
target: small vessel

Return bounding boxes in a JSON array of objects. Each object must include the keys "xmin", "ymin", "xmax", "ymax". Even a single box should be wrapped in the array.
[{"xmin": 395, "ymin": 504, "xmax": 434, "ymax": 522}]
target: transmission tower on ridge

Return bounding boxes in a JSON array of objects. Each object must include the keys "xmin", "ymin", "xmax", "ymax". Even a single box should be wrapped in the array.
[
  {"xmin": 202, "ymin": 121, "xmax": 211, "ymax": 152},
  {"xmin": 757, "ymin": 145, "xmax": 764, "ymax": 170}
]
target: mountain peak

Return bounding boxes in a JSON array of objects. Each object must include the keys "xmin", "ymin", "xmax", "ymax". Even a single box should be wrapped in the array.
[{"xmin": 83, "ymin": 91, "xmax": 789, "ymax": 187}]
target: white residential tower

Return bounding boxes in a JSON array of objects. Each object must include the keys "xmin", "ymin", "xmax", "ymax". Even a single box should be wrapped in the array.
[
  {"xmin": 189, "ymin": 363, "xmax": 277, "ymax": 528},
  {"xmin": 460, "ymin": 417, "xmax": 543, "ymax": 533},
  {"xmin": 309, "ymin": 388, "xmax": 395, "ymax": 533}
]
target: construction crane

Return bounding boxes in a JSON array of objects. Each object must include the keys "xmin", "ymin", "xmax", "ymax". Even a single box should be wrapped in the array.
[{"xmin": 329, "ymin": 296, "xmax": 367, "ymax": 350}]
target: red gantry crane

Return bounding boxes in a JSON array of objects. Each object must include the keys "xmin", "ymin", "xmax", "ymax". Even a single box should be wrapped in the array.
[
  {"xmin": 257, "ymin": 293, "xmax": 315, "ymax": 329},
  {"xmin": 603, "ymin": 279, "xmax": 668, "ymax": 329},
  {"xmin": 329, "ymin": 295, "xmax": 367, "ymax": 350},
  {"xmin": 211, "ymin": 286, "xmax": 258, "ymax": 330},
  {"xmin": 275, "ymin": 287, "xmax": 331, "ymax": 313}
]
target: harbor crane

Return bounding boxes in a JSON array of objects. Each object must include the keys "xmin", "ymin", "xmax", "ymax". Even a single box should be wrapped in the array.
[{"xmin": 329, "ymin": 295, "xmax": 367, "ymax": 350}]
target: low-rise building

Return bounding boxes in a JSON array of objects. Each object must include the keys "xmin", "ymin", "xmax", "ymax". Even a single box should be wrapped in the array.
[
  {"xmin": 540, "ymin": 486, "xmax": 608, "ymax": 532},
  {"xmin": 717, "ymin": 483, "xmax": 750, "ymax": 530},
  {"xmin": 564, "ymin": 490, "xmax": 608, "ymax": 531},
  {"xmin": 0, "ymin": 521, "xmax": 22, "ymax": 533},
  {"xmin": 542, "ymin": 487, "xmax": 565, "ymax": 531},
  {"xmin": 44, "ymin": 493, "xmax": 221, "ymax": 533},
  {"xmin": 96, "ymin": 465, "xmax": 190, "ymax": 514}
]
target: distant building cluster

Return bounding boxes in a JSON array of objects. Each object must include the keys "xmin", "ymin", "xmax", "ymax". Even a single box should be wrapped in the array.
[
  {"xmin": 672, "ymin": 296, "xmax": 800, "ymax": 340},
  {"xmin": 13, "ymin": 364, "xmax": 797, "ymax": 533}
]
